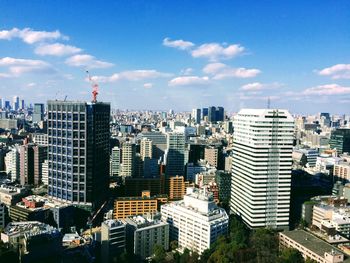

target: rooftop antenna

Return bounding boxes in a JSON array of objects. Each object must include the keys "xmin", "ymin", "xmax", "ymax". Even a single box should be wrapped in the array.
[
  {"xmin": 86, "ymin": 70, "xmax": 99, "ymax": 103},
  {"xmin": 267, "ymin": 97, "xmax": 271, "ymax": 109}
]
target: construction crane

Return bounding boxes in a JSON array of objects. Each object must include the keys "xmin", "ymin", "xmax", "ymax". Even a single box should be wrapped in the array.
[{"xmin": 86, "ymin": 70, "xmax": 99, "ymax": 103}]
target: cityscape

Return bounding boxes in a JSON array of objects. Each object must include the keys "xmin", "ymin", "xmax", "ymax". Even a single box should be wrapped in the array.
[{"xmin": 1, "ymin": 1, "xmax": 350, "ymax": 263}]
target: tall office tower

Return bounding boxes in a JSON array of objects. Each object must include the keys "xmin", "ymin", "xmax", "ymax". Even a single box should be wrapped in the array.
[
  {"xmin": 208, "ymin": 106, "xmax": 216, "ymax": 123},
  {"xmin": 140, "ymin": 138, "xmax": 153, "ymax": 160},
  {"xmin": 4, "ymin": 101, "xmax": 10, "ymax": 110},
  {"xmin": 192, "ymin": 108, "xmax": 201, "ymax": 124},
  {"xmin": 19, "ymin": 144, "xmax": 34, "ymax": 185},
  {"xmin": 202, "ymin": 108, "xmax": 209, "ymax": 120},
  {"xmin": 20, "ymin": 100, "xmax": 25, "ymax": 110},
  {"xmin": 5, "ymin": 145, "xmax": 20, "ymax": 182},
  {"xmin": 47, "ymin": 100, "xmax": 110, "ymax": 208},
  {"xmin": 216, "ymin": 106, "xmax": 224, "ymax": 122},
  {"xmin": 0, "ymin": 98, "xmax": 3, "ymax": 109},
  {"xmin": 13, "ymin": 96, "xmax": 19, "ymax": 111},
  {"xmin": 161, "ymin": 188, "xmax": 228, "ymax": 255},
  {"xmin": 33, "ymin": 103, "xmax": 45, "ymax": 123},
  {"xmin": 230, "ymin": 109, "xmax": 294, "ymax": 230},
  {"xmin": 33, "ymin": 145, "xmax": 47, "ymax": 185},
  {"xmin": 42, "ymin": 160, "xmax": 49, "ymax": 185},
  {"xmin": 137, "ymin": 131, "xmax": 167, "ymax": 159},
  {"xmin": 110, "ymin": 146, "xmax": 121, "ymax": 177},
  {"xmin": 329, "ymin": 129, "xmax": 350, "ymax": 154},
  {"xmin": 101, "ymin": 219, "xmax": 126, "ymax": 263},
  {"xmin": 165, "ymin": 132, "xmax": 185, "ymax": 176},
  {"xmin": 120, "ymin": 142, "xmax": 136, "ymax": 177}
]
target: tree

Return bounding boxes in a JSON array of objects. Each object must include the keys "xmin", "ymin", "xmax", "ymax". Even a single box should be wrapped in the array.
[
  {"xmin": 278, "ymin": 248, "xmax": 304, "ymax": 263},
  {"xmin": 170, "ymin": 240, "xmax": 178, "ymax": 251},
  {"xmin": 152, "ymin": 245, "xmax": 166, "ymax": 263},
  {"xmin": 250, "ymin": 228, "xmax": 279, "ymax": 263}
]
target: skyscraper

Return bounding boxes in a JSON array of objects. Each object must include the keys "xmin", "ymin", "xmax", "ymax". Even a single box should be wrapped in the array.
[
  {"xmin": 33, "ymin": 103, "xmax": 45, "ymax": 123},
  {"xmin": 47, "ymin": 100, "xmax": 110, "ymax": 209},
  {"xmin": 165, "ymin": 132, "xmax": 185, "ymax": 176},
  {"xmin": 13, "ymin": 96, "xmax": 19, "ymax": 111},
  {"xmin": 140, "ymin": 138, "xmax": 153, "ymax": 160},
  {"xmin": 120, "ymin": 142, "xmax": 136, "ymax": 177},
  {"xmin": 192, "ymin": 108, "xmax": 201, "ymax": 124},
  {"xmin": 110, "ymin": 146, "xmax": 121, "ymax": 177},
  {"xmin": 230, "ymin": 109, "xmax": 294, "ymax": 230}
]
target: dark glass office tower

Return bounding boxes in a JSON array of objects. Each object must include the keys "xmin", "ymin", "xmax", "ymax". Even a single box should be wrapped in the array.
[
  {"xmin": 47, "ymin": 100, "xmax": 110, "ymax": 209},
  {"xmin": 329, "ymin": 128, "xmax": 350, "ymax": 154}
]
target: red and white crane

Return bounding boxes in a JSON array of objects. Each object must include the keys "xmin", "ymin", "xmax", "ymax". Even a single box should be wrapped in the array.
[{"xmin": 86, "ymin": 70, "xmax": 99, "ymax": 103}]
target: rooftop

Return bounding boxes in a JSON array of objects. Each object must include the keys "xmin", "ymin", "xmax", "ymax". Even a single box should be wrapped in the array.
[
  {"xmin": 281, "ymin": 230, "xmax": 346, "ymax": 259},
  {"xmin": 3, "ymin": 221, "xmax": 59, "ymax": 237}
]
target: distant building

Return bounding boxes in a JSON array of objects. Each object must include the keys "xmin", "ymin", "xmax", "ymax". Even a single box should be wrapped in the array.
[
  {"xmin": 215, "ymin": 171, "xmax": 231, "ymax": 202},
  {"xmin": 101, "ymin": 219, "xmax": 126, "ymax": 263},
  {"xmin": 192, "ymin": 108, "xmax": 201, "ymax": 124},
  {"xmin": 330, "ymin": 129, "xmax": 350, "ymax": 154},
  {"xmin": 5, "ymin": 145, "xmax": 20, "ymax": 182},
  {"xmin": 121, "ymin": 142, "xmax": 136, "ymax": 177},
  {"xmin": 161, "ymin": 188, "xmax": 228, "ymax": 255},
  {"xmin": 33, "ymin": 103, "xmax": 45, "ymax": 123},
  {"xmin": 126, "ymin": 213, "xmax": 169, "ymax": 259},
  {"xmin": 204, "ymin": 146, "xmax": 219, "ymax": 168},
  {"xmin": 166, "ymin": 133, "xmax": 185, "ymax": 176},
  {"xmin": 110, "ymin": 146, "xmax": 121, "ymax": 177},
  {"xmin": 137, "ymin": 131, "xmax": 167, "ymax": 159},
  {"xmin": 0, "ymin": 203, "xmax": 5, "ymax": 228}
]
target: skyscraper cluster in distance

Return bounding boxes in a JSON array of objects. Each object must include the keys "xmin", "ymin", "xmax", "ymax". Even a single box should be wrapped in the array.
[{"xmin": 0, "ymin": 87, "xmax": 350, "ymax": 263}]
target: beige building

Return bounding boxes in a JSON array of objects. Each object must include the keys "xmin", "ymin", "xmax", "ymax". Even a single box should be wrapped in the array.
[
  {"xmin": 279, "ymin": 230, "xmax": 347, "ymax": 263},
  {"xmin": 312, "ymin": 205, "xmax": 334, "ymax": 229},
  {"xmin": 204, "ymin": 147, "xmax": 218, "ymax": 168},
  {"xmin": 140, "ymin": 138, "xmax": 153, "ymax": 160},
  {"xmin": 334, "ymin": 163, "xmax": 350, "ymax": 181}
]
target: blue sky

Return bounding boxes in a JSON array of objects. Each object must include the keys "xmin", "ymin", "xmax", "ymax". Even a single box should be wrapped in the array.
[{"xmin": 0, "ymin": 0, "xmax": 349, "ymax": 113}]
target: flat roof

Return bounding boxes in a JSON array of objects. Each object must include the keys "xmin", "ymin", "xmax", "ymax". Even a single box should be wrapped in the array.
[{"xmin": 281, "ymin": 230, "xmax": 347, "ymax": 259}]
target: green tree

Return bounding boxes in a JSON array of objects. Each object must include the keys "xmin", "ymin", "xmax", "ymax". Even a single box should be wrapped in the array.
[
  {"xmin": 170, "ymin": 240, "xmax": 178, "ymax": 251},
  {"xmin": 250, "ymin": 228, "xmax": 279, "ymax": 263},
  {"xmin": 278, "ymin": 248, "xmax": 304, "ymax": 263},
  {"xmin": 152, "ymin": 245, "xmax": 166, "ymax": 263}
]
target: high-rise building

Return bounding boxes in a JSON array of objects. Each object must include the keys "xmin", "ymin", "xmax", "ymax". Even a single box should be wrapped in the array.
[
  {"xmin": 204, "ymin": 146, "xmax": 219, "ymax": 168},
  {"xmin": 0, "ymin": 203, "xmax": 5, "ymax": 228},
  {"xmin": 137, "ymin": 131, "xmax": 167, "ymax": 159},
  {"xmin": 0, "ymin": 98, "xmax": 3, "ymax": 109},
  {"xmin": 161, "ymin": 187, "xmax": 229, "ymax": 255},
  {"xmin": 165, "ymin": 132, "xmax": 185, "ymax": 176},
  {"xmin": 13, "ymin": 96, "xmax": 19, "ymax": 111},
  {"xmin": 329, "ymin": 129, "xmax": 350, "ymax": 154},
  {"xmin": 202, "ymin": 108, "xmax": 209, "ymax": 120},
  {"xmin": 121, "ymin": 142, "xmax": 136, "ymax": 177},
  {"xmin": 33, "ymin": 103, "xmax": 45, "ymax": 123},
  {"xmin": 110, "ymin": 146, "xmax": 121, "ymax": 177},
  {"xmin": 5, "ymin": 145, "xmax": 20, "ymax": 182},
  {"xmin": 20, "ymin": 143, "xmax": 35, "ymax": 185},
  {"xmin": 47, "ymin": 100, "xmax": 110, "ymax": 209},
  {"xmin": 20, "ymin": 99, "xmax": 25, "ymax": 110},
  {"xmin": 140, "ymin": 138, "xmax": 153, "ymax": 160},
  {"xmin": 33, "ymin": 145, "xmax": 48, "ymax": 185},
  {"xmin": 192, "ymin": 108, "xmax": 201, "ymax": 124},
  {"xmin": 101, "ymin": 219, "xmax": 126, "ymax": 263},
  {"xmin": 208, "ymin": 106, "xmax": 224, "ymax": 123},
  {"xmin": 230, "ymin": 109, "xmax": 294, "ymax": 230}
]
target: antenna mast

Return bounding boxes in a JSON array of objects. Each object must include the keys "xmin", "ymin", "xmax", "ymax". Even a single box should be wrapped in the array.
[
  {"xmin": 267, "ymin": 97, "xmax": 271, "ymax": 109},
  {"xmin": 86, "ymin": 70, "xmax": 99, "ymax": 103}
]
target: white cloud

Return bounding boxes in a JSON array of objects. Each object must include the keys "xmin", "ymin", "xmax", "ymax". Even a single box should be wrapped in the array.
[
  {"xmin": 0, "ymin": 57, "xmax": 54, "ymax": 76},
  {"xmin": 143, "ymin": 83, "xmax": 153, "ymax": 89},
  {"xmin": 240, "ymin": 82, "xmax": 283, "ymax": 91},
  {"xmin": 203, "ymin": 63, "xmax": 260, "ymax": 79},
  {"xmin": 35, "ymin": 43, "xmax": 82, "ymax": 56},
  {"xmin": 318, "ymin": 64, "xmax": 350, "ymax": 79},
  {"xmin": 303, "ymin": 84, "xmax": 350, "ymax": 95},
  {"xmin": 27, "ymin": 82, "xmax": 37, "ymax": 87},
  {"xmin": 192, "ymin": 43, "xmax": 244, "ymax": 61},
  {"xmin": 90, "ymin": 70, "xmax": 172, "ymax": 83},
  {"xmin": 65, "ymin": 54, "xmax": 113, "ymax": 69},
  {"xmin": 202, "ymin": 63, "xmax": 226, "ymax": 74},
  {"xmin": 168, "ymin": 76, "xmax": 209, "ymax": 87},
  {"xmin": 0, "ymin": 27, "xmax": 66, "ymax": 44},
  {"xmin": 163, "ymin": 37, "xmax": 194, "ymax": 50}
]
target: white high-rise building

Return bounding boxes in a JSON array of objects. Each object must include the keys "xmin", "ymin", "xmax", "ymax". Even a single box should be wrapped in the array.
[
  {"xmin": 41, "ymin": 159, "xmax": 49, "ymax": 185},
  {"xmin": 110, "ymin": 146, "xmax": 121, "ymax": 177},
  {"xmin": 140, "ymin": 138, "xmax": 153, "ymax": 161},
  {"xmin": 120, "ymin": 142, "xmax": 135, "ymax": 177},
  {"xmin": 161, "ymin": 187, "xmax": 229, "ymax": 254},
  {"xmin": 230, "ymin": 109, "xmax": 294, "ymax": 229},
  {"xmin": 5, "ymin": 145, "xmax": 20, "ymax": 182}
]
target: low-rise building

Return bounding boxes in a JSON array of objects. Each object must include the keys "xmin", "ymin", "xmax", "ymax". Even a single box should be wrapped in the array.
[
  {"xmin": 279, "ymin": 230, "xmax": 348, "ymax": 263},
  {"xmin": 125, "ymin": 213, "xmax": 169, "ymax": 260},
  {"xmin": 0, "ymin": 184, "xmax": 28, "ymax": 206},
  {"xmin": 113, "ymin": 190, "xmax": 167, "ymax": 219}
]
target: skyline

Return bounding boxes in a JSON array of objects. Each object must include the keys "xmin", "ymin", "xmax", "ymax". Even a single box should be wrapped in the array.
[{"xmin": 0, "ymin": 1, "xmax": 350, "ymax": 114}]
